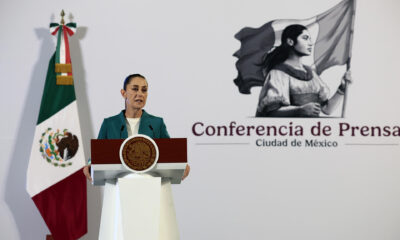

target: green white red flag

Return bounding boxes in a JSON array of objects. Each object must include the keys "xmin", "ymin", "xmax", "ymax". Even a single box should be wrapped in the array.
[
  {"xmin": 234, "ymin": 0, "xmax": 356, "ymax": 94},
  {"xmin": 26, "ymin": 20, "xmax": 87, "ymax": 240}
]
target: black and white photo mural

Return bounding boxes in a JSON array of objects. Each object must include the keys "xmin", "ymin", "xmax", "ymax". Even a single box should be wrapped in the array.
[{"xmin": 234, "ymin": 0, "xmax": 355, "ymax": 118}]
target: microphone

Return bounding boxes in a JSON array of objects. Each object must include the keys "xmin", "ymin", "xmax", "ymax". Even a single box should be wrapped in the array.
[
  {"xmin": 149, "ymin": 125, "xmax": 155, "ymax": 137},
  {"xmin": 120, "ymin": 125, "xmax": 125, "ymax": 138}
]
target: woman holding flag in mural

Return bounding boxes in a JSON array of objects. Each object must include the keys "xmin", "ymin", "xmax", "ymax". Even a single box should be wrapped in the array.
[
  {"xmin": 255, "ymin": 24, "xmax": 352, "ymax": 117},
  {"xmin": 233, "ymin": 0, "xmax": 356, "ymax": 117}
]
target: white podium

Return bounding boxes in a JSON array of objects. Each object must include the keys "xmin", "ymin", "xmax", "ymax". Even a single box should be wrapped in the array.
[{"xmin": 91, "ymin": 137, "xmax": 187, "ymax": 240}]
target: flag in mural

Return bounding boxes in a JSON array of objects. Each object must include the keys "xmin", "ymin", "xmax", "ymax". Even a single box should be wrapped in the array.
[
  {"xmin": 26, "ymin": 18, "xmax": 87, "ymax": 240},
  {"xmin": 233, "ymin": 0, "xmax": 356, "ymax": 94}
]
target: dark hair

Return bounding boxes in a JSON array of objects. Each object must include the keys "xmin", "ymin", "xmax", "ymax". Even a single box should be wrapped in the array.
[
  {"xmin": 123, "ymin": 73, "xmax": 146, "ymax": 90},
  {"xmin": 261, "ymin": 24, "xmax": 307, "ymax": 75}
]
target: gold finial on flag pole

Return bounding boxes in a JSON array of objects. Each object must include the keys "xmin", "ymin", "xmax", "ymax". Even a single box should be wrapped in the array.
[{"xmin": 60, "ymin": 10, "xmax": 65, "ymax": 25}]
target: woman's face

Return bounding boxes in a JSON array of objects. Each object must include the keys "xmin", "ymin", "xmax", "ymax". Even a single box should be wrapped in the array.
[
  {"xmin": 293, "ymin": 30, "xmax": 313, "ymax": 56},
  {"xmin": 121, "ymin": 77, "xmax": 148, "ymax": 110}
]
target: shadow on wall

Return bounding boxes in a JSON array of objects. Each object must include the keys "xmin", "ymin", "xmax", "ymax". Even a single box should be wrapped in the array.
[
  {"xmin": 70, "ymin": 26, "xmax": 102, "ymax": 240},
  {"xmin": 4, "ymin": 25, "xmax": 101, "ymax": 240},
  {"xmin": 4, "ymin": 27, "xmax": 54, "ymax": 240}
]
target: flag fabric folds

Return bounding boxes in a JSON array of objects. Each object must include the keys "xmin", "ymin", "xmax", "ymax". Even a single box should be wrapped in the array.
[
  {"xmin": 26, "ymin": 22, "xmax": 87, "ymax": 240},
  {"xmin": 233, "ymin": 0, "xmax": 355, "ymax": 94}
]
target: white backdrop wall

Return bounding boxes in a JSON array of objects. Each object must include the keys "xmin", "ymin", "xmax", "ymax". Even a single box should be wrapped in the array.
[{"xmin": 1, "ymin": 0, "xmax": 400, "ymax": 239}]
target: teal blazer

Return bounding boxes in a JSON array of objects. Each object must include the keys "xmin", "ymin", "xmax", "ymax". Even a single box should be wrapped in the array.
[{"xmin": 97, "ymin": 110, "xmax": 170, "ymax": 139}]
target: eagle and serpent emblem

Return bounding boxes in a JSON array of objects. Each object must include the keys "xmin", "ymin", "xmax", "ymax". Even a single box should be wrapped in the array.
[{"xmin": 39, "ymin": 128, "xmax": 79, "ymax": 167}]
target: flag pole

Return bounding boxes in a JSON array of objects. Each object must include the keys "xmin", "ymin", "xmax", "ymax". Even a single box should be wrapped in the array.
[
  {"xmin": 60, "ymin": 9, "xmax": 65, "ymax": 25},
  {"xmin": 341, "ymin": 0, "xmax": 356, "ymax": 118}
]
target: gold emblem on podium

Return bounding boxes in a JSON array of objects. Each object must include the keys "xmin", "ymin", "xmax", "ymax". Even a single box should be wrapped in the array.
[{"xmin": 119, "ymin": 135, "xmax": 159, "ymax": 172}]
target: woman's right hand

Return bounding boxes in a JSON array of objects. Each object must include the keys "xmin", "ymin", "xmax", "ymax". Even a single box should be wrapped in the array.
[
  {"xmin": 83, "ymin": 165, "xmax": 92, "ymax": 182},
  {"xmin": 299, "ymin": 102, "xmax": 321, "ymax": 117}
]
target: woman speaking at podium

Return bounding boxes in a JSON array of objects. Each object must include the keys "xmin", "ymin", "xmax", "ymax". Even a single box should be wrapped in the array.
[
  {"xmin": 84, "ymin": 73, "xmax": 190, "ymax": 178},
  {"xmin": 83, "ymin": 73, "xmax": 190, "ymax": 239}
]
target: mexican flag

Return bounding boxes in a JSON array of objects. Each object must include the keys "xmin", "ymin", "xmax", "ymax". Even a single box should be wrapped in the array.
[
  {"xmin": 26, "ymin": 22, "xmax": 87, "ymax": 240},
  {"xmin": 233, "ymin": 0, "xmax": 356, "ymax": 94}
]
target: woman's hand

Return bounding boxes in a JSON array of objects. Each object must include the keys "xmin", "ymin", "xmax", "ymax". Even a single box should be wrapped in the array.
[
  {"xmin": 338, "ymin": 70, "xmax": 352, "ymax": 93},
  {"xmin": 182, "ymin": 164, "xmax": 190, "ymax": 181},
  {"xmin": 343, "ymin": 70, "xmax": 352, "ymax": 83},
  {"xmin": 299, "ymin": 102, "xmax": 321, "ymax": 117},
  {"xmin": 83, "ymin": 165, "xmax": 92, "ymax": 182}
]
